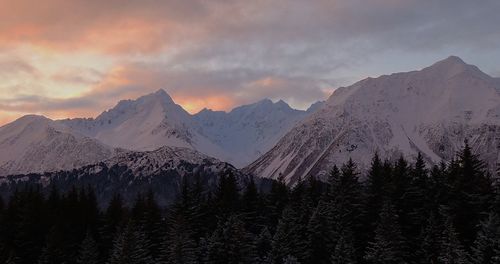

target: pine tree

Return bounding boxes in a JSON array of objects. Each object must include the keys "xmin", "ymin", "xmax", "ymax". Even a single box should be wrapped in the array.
[
  {"xmin": 364, "ymin": 201, "xmax": 407, "ymax": 264},
  {"xmin": 470, "ymin": 212, "xmax": 500, "ymax": 264},
  {"xmin": 326, "ymin": 159, "xmax": 363, "ymax": 257},
  {"xmin": 331, "ymin": 229, "xmax": 356, "ymax": 264},
  {"xmin": 242, "ymin": 177, "xmax": 263, "ymax": 234},
  {"xmin": 215, "ymin": 171, "xmax": 240, "ymax": 218},
  {"xmin": 38, "ymin": 226, "xmax": 66, "ymax": 264},
  {"xmin": 405, "ymin": 153, "xmax": 430, "ymax": 260},
  {"xmin": 271, "ymin": 206, "xmax": 308, "ymax": 264},
  {"xmin": 207, "ymin": 215, "xmax": 257, "ymax": 264},
  {"xmin": 100, "ymin": 193, "xmax": 127, "ymax": 261},
  {"xmin": 141, "ymin": 190, "xmax": 163, "ymax": 260},
  {"xmin": 107, "ymin": 221, "xmax": 155, "ymax": 264},
  {"xmin": 255, "ymin": 227, "xmax": 272, "ymax": 263},
  {"xmin": 438, "ymin": 218, "xmax": 470, "ymax": 264},
  {"xmin": 417, "ymin": 213, "xmax": 442, "ymax": 264},
  {"xmin": 451, "ymin": 141, "xmax": 494, "ymax": 247},
  {"xmin": 162, "ymin": 210, "xmax": 198, "ymax": 264},
  {"xmin": 389, "ymin": 156, "xmax": 414, "ymax": 242},
  {"xmin": 265, "ymin": 175, "xmax": 289, "ymax": 230},
  {"xmin": 306, "ymin": 201, "xmax": 334, "ymax": 264},
  {"xmin": 77, "ymin": 230, "xmax": 99, "ymax": 264},
  {"xmin": 364, "ymin": 153, "xmax": 386, "ymax": 228}
]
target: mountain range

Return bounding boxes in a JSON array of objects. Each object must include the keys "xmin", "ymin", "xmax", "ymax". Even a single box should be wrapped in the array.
[
  {"xmin": 0, "ymin": 56, "xmax": 498, "ymax": 186},
  {"xmin": 0, "ymin": 89, "xmax": 319, "ymax": 176}
]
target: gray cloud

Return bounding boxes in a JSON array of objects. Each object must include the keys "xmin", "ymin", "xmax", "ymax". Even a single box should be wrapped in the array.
[
  {"xmin": 1, "ymin": 0, "xmax": 500, "ymax": 120},
  {"xmin": 0, "ymin": 94, "xmax": 98, "ymax": 112},
  {"xmin": 0, "ymin": 56, "xmax": 39, "ymax": 77}
]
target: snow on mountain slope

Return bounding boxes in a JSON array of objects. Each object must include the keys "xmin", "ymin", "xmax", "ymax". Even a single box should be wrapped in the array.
[
  {"xmin": 0, "ymin": 115, "xmax": 113, "ymax": 176},
  {"xmin": 193, "ymin": 99, "xmax": 313, "ymax": 167},
  {"xmin": 0, "ymin": 146, "xmax": 250, "ymax": 206},
  {"xmin": 61, "ymin": 90, "xmax": 231, "ymax": 163},
  {"xmin": 62, "ymin": 90, "xmax": 320, "ymax": 167},
  {"xmin": 100, "ymin": 146, "xmax": 235, "ymax": 177},
  {"xmin": 245, "ymin": 56, "xmax": 500, "ymax": 184}
]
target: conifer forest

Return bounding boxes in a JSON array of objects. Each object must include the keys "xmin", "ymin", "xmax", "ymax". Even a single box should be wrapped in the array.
[{"xmin": 0, "ymin": 143, "xmax": 499, "ymax": 264}]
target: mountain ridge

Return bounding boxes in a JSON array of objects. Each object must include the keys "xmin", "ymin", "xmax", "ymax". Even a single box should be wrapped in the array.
[
  {"xmin": 245, "ymin": 56, "xmax": 500, "ymax": 184},
  {"xmin": 1, "ymin": 91, "xmax": 320, "ymax": 175}
]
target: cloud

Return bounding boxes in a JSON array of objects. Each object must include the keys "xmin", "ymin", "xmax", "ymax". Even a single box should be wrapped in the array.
[
  {"xmin": 51, "ymin": 67, "xmax": 104, "ymax": 85},
  {"xmin": 0, "ymin": 95, "xmax": 98, "ymax": 113},
  {"xmin": 1, "ymin": 0, "xmax": 499, "ymax": 56},
  {"xmin": 0, "ymin": 55, "xmax": 39, "ymax": 77},
  {"xmin": 81, "ymin": 62, "xmax": 334, "ymax": 112},
  {"xmin": 1, "ymin": 0, "xmax": 500, "ymax": 125}
]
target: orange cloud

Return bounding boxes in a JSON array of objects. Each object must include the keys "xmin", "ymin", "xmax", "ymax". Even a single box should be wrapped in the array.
[
  {"xmin": 0, "ymin": 0, "xmax": 214, "ymax": 54},
  {"xmin": 174, "ymin": 95, "xmax": 235, "ymax": 114}
]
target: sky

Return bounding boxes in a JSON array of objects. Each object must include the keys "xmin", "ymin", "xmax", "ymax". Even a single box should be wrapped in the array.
[{"xmin": 1, "ymin": 0, "xmax": 500, "ymax": 126}]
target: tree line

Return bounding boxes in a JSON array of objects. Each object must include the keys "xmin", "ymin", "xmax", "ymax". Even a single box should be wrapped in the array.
[{"xmin": 0, "ymin": 142, "xmax": 499, "ymax": 263}]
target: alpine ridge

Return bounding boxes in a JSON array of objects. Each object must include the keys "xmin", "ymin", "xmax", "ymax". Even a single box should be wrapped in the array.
[
  {"xmin": 0, "ymin": 115, "xmax": 114, "ymax": 176},
  {"xmin": 1, "ymin": 90, "xmax": 319, "ymax": 175},
  {"xmin": 245, "ymin": 56, "xmax": 500, "ymax": 184}
]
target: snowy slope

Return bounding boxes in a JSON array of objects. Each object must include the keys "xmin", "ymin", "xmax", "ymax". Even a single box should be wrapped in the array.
[
  {"xmin": 193, "ymin": 99, "xmax": 313, "ymax": 167},
  {"xmin": 62, "ymin": 90, "xmax": 319, "ymax": 167},
  {"xmin": 61, "ymin": 90, "xmax": 231, "ymax": 163},
  {"xmin": 0, "ymin": 146, "xmax": 249, "ymax": 206},
  {"xmin": 0, "ymin": 115, "xmax": 113, "ymax": 176},
  {"xmin": 245, "ymin": 56, "xmax": 500, "ymax": 184},
  {"xmin": 100, "ymin": 146, "xmax": 234, "ymax": 177}
]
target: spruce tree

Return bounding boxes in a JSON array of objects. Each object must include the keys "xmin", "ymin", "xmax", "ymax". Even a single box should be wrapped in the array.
[
  {"xmin": 451, "ymin": 141, "xmax": 493, "ymax": 247},
  {"xmin": 438, "ymin": 218, "xmax": 470, "ymax": 264},
  {"xmin": 331, "ymin": 229, "xmax": 356, "ymax": 264},
  {"xmin": 207, "ymin": 215, "xmax": 257, "ymax": 264},
  {"xmin": 470, "ymin": 213, "xmax": 500, "ymax": 264},
  {"xmin": 326, "ymin": 159, "xmax": 363, "ymax": 257},
  {"xmin": 242, "ymin": 177, "xmax": 263, "ymax": 234},
  {"xmin": 265, "ymin": 175, "xmax": 289, "ymax": 231},
  {"xmin": 215, "ymin": 171, "xmax": 240, "ymax": 218},
  {"xmin": 364, "ymin": 201, "xmax": 407, "ymax": 264},
  {"xmin": 306, "ymin": 201, "xmax": 334, "ymax": 264},
  {"xmin": 107, "ymin": 221, "xmax": 154, "ymax": 264},
  {"xmin": 77, "ymin": 230, "xmax": 99, "ymax": 264},
  {"xmin": 363, "ymin": 153, "xmax": 386, "ymax": 229},
  {"xmin": 417, "ymin": 213, "xmax": 442, "ymax": 264},
  {"xmin": 100, "ymin": 193, "xmax": 127, "ymax": 261},
  {"xmin": 255, "ymin": 227, "xmax": 272, "ymax": 263},
  {"xmin": 271, "ymin": 206, "xmax": 308, "ymax": 264},
  {"xmin": 162, "ymin": 209, "xmax": 198, "ymax": 264},
  {"xmin": 38, "ymin": 226, "xmax": 66, "ymax": 264}
]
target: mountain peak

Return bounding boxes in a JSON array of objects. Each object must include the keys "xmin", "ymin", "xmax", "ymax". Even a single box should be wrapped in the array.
[
  {"xmin": 428, "ymin": 56, "xmax": 468, "ymax": 70},
  {"xmin": 423, "ymin": 55, "xmax": 488, "ymax": 79},
  {"xmin": 440, "ymin": 55, "xmax": 466, "ymax": 65},
  {"xmin": 144, "ymin": 89, "xmax": 174, "ymax": 104}
]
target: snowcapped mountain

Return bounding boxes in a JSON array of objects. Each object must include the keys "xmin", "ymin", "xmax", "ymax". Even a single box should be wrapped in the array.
[
  {"xmin": 60, "ymin": 90, "xmax": 211, "ymax": 150},
  {"xmin": 193, "ymin": 99, "xmax": 313, "ymax": 167},
  {"xmin": 61, "ymin": 90, "xmax": 317, "ymax": 167},
  {"xmin": 245, "ymin": 56, "xmax": 500, "ymax": 184},
  {"xmin": 0, "ymin": 146, "xmax": 259, "ymax": 206},
  {"xmin": 0, "ymin": 115, "xmax": 113, "ymax": 176},
  {"xmin": 0, "ymin": 89, "xmax": 317, "ymax": 176}
]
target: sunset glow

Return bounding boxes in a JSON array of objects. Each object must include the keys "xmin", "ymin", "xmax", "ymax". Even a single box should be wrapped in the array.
[{"xmin": 1, "ymin": 0, "xmax": 500, "ymax": 126}]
